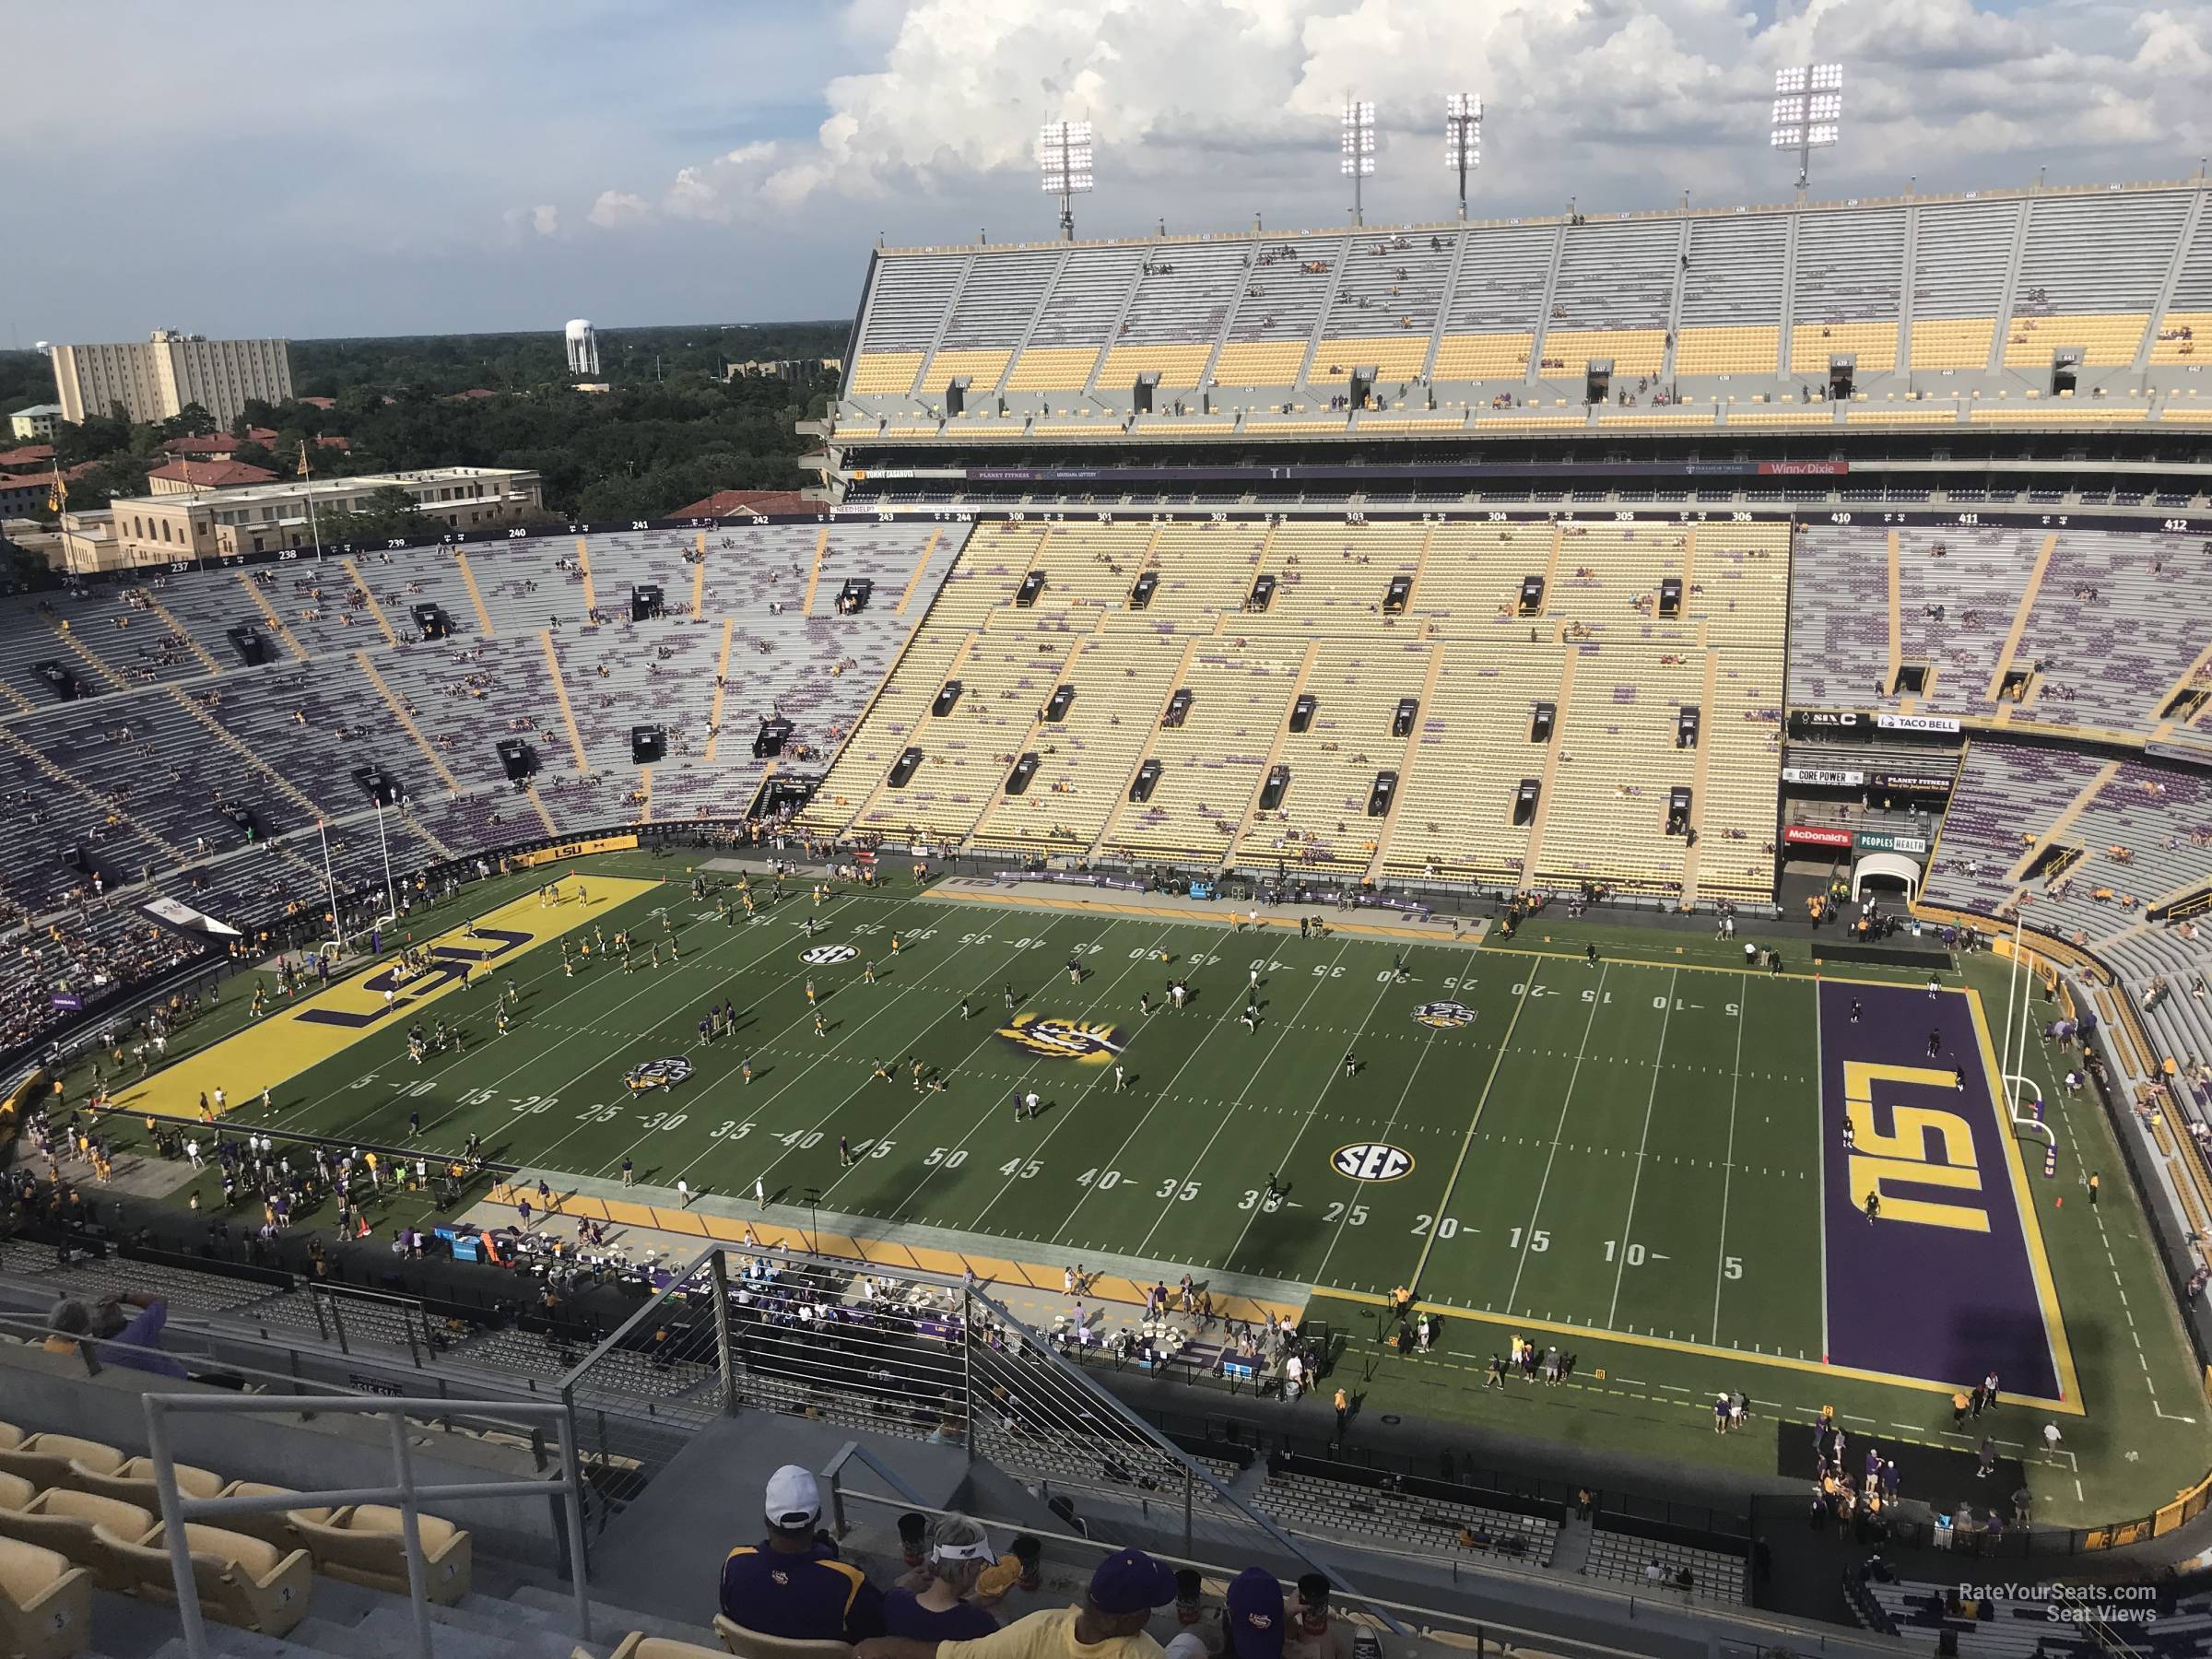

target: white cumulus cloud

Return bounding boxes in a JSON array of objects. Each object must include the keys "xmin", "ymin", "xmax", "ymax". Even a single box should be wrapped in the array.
[
  {"xmin": 584, "ymin": 0, "xmax": 2212, "ymax": 238},
  {"xmin": 588, "ymin": 189, "xmax": 653, "ymax": 229}
]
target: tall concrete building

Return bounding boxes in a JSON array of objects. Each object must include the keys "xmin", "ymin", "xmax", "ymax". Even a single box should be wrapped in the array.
[{"xmin": 49, "ymin": 329, "xmax": 293, "ymax": 427}]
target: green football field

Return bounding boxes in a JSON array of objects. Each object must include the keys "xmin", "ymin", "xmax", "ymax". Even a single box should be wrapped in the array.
[
  {"xmin": 65, "ymin": 853, "xmax": 2212, "ymax": 1525},
  {"xmin": 161, "ymin": 862, "xmax": 1831, "ymax": 1326}
]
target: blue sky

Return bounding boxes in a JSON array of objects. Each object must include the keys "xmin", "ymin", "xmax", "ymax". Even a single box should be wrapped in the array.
[{"xmin": 5, "ymin": 0, "xmax": 2205, "ymax": 344}]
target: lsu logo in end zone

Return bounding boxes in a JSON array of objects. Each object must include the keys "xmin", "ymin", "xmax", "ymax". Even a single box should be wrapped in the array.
[
  {"xmin": 625, "ymin": 1056, "xmax": 694, "ymax": 1092},
  {"xmin": 994, "ymin": 1012, "xmax": 1126, "ymax": 1064},
  {"xmin": 1413, "ymin": 1000, "xmax": 1477, "ymax": 1030},
  {"xmin": 1332, "ymin": 1142, "xmax": 1414, "ymax": 1182},
  {"xmin": 800, "ymin": 943, "xmax": 859, "ymax": 965}
]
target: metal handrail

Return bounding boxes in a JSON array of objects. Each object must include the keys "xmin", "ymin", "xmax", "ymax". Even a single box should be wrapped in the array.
[
  {"xmin": 144, "ymin": 1392, "xmax": 590, "ymax": 1659},
  {"xmin": 823, "ymin": 1483, "xmax": 1900, "ymax": 1659}
]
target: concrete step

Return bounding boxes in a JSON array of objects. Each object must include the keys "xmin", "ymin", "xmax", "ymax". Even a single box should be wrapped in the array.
[
  {"xmin": 151, "ymin": 1630, "xmax": 328, "ymax": 1659},
  {"xmin": 93, "ymin": 1589, "xmax": 198, "ymax": 1659},
  {"xmin": 508, "ymin": 1583, "xmax": 717, "ymax": 1649},
  {"xmin": 459, "ymin": 1592, "xmax": 556, "ymax": 1627},
  {"xmin": 280, "ymin": 1619, "xmax": 388, "ymax": 1659},
  {"xmin": 354, "ymin": 1605, "xmax": 523, "ymax": 1659}
]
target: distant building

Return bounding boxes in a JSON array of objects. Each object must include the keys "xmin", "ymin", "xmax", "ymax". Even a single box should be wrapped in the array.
[
  {"xmin": 2, "ymin": 516, "xmax": 65, "ymax": 571},
  {"xmin": 566, "ymin": 319, "xmax": 600, "ymax": 377},
  {"xmin": 0, "ymin": 443, "xmax": 55, "ymax": 474},
  {"xmin": 160, "ymin": 427, "xmax": 278, "ymax": 460},
  {"xmin": 76, "ymin": 465, "xmax": 542, "ymax": 573},
  {"xmin": 49, "ymin": 329, "xmax": 293, "ymax": 426},
  {"xmin": 146, "ymin": 459, "xmax": 279, "ymax": 495},
  {"xmin": 0, "ymin": 476, "xmax": 52, "ymax": 518},
  {"xmin": 8, "ymin": 404, "xmax": 61, "ymax": 441},
  {"xmin": 724, "ymin": 358, "xmax": 840, "ymax": 382}
]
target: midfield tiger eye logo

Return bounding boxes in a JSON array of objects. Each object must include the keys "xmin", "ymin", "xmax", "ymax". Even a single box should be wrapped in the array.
[{"xmin": 994, "ymin": 1012, "xmax": 1127, "ymax": 1064}]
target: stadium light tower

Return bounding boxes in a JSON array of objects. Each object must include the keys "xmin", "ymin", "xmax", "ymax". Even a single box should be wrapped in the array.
[
  {"xmin": 1341, "ymin": 98, "xmax": 1376, "ymax": 227},
  {"xmin": 1443, "ymin": 93, "xmax": 1482, "ymax": 221},
  {"xmin": 1771, "ymin": 63, "xmax": 1842, "ymax": 192},
  {"xmin": 1038, "ymin": 119, "xmax": 1094, "ymax": 241}
]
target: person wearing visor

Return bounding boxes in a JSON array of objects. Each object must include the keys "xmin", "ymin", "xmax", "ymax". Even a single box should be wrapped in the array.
[
  {"xmin": 883, "ymin": 1513, "xmax": 1003, "ymax": 1641},
  {"xmin": 720, "ymin": 1464, "xmax": 886, "ymax": 1641},
  {"xmin": 860, "ymin": 1544, "xmax": 1180, "ymax": 1659}
]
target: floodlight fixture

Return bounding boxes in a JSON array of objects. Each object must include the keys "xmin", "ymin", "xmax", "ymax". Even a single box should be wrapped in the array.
[
  {"xmin": 1443, "ymin": 92, "xmax": 1482, "ymax": 221},
  {"xmin": 1341, "ymin": 98, "xmax": 1376, "ymax": 225},
  {"xmin": 1038, "ymin": 119, "xmax": 1095, "ymax": 241},
  {"xmin": 1771, "ymin": 63, "xmax": 1842, "ymax": 190}
]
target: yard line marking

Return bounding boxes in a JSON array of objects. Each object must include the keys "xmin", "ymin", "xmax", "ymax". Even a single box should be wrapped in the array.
[
  {"xmin": 1710, "ymin": 971, "xmax": 1747, "ymax": 1343},
  {"xmin": 962, "ymin": 931, "xmax": 1218, "ymax": 1232},
  {"xmin": 1052, "ymin": 945, "xmax": 1335, "ymax": 1248},
  {"xmin": 735, "ymin": 924, "xmax": 1103, "ymax": 1198},
  {"xmin": 1310, "ymin": 993, "xmax": 1444, "ymax": 1287},
  {"xmin": 1206, "ymin": 943, "xmax": 1399, "ymax": 1271},
  {"xmin": 1406, "ymin": 965, "xmax": 1541, "ymax": 1295},
  {"xmin": 428, "ymin": 896, "xmax": 870, "ymax": 1147},
  {"xmin": 634, "ymin": 917, "xmax": 1058, "ymax": 1189},
  {"xmin": 326, "ymin": 888, "xmax": 867, "ymax": 1145},
  {"xmin": 494, "ymin": 897, "xmax": 955, "ymax": 1175},
  {"xmin": 818, "ymin": 923, "xmax": 1166, "ymax": 1216},
  {"xmin": 1504, "ymin": 965, "xmax": 1606, "ymax": 1316}
]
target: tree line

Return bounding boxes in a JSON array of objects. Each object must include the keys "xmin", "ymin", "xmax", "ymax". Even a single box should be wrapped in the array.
[{"xmin": 5, "ymin": 320, "xmax": 847, "ymax": 530}]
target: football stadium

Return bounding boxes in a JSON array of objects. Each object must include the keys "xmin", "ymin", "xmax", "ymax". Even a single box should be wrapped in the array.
[{"xmin": 8, "ymin": 157, "xmax": 2212, "ymax": 1659}]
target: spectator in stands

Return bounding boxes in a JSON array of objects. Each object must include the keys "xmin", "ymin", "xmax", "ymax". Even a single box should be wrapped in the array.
[
  {"xmin": 882, "ymin": 1513, "xmax": 1001, "ymax": 1641},
  {"xmin": 95, "ymin": 1290, "xmax": 187, "ymax": 1378},
  {"xmin": 1217, "ymin": 1570, "xmax": 1285, "ymax": 1659},
  {"xmin": 861, "ymin": 1546, "xmax": 1178, "ymax": 1659},
  {"xmin": 720, "ymin": 1464, "xmax": 886, "ymax": 1641}
]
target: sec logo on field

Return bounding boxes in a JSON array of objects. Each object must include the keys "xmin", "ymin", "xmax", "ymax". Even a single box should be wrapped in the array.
[
  {"xmin": 1331, "ymin": 1142, "xmax": 1414, "ymax": 1182},
  {"xmin": 1412, "ymin": 1000, "xmax": 1477, "ymax": 1030},
  {"xmin": 799, "ymin": 943, "xmax": 859, "ymax": 965}
]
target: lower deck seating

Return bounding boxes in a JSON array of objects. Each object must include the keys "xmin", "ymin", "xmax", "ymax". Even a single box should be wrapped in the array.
[
  {"xmin": 1581, "ymin": 1526, "xmax": 1746, "ymax": 1605},
  {"xmin": 1862, "ymin": 1578, "xmax": 2100, "ymax": 1657},
  {"xmin": 1253, "ymin": 1468, "xmax": 1557, "ymax": 1567}
]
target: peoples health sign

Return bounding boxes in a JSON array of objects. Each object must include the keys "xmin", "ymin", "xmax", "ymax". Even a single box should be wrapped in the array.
[{"xmin": 1854, "ymin": 830, "xmax": 1930, "ymax": 855}]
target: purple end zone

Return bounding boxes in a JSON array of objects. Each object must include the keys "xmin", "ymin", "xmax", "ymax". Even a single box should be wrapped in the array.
[{"xmin": 1818, "ymin": 982, "xmax": 2061, "ymax": 1400}]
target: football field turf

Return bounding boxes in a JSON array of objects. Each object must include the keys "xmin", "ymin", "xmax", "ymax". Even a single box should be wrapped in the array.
[
  {"xmin": 73, "ymin": 852, "xmax": 2212, "ymax": 1524},
  {"xmin": 124, "ymin": 859, "xmax": 2073, "ymax": 1402}
]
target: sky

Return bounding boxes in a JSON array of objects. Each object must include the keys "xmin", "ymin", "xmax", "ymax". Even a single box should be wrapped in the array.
[{"xmin": 6, "ymin": 0, "xmax": 2208, "ymax": 344}]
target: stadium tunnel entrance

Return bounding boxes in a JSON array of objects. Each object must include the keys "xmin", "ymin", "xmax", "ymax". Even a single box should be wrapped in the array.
[{"xmin": 1851, "ymin": 850, "xmax": 1921, "ymax": 903}]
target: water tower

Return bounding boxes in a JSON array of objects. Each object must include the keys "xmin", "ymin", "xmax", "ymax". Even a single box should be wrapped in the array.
[{"xmin": 564, "ymin": 319, "xmax": 600, "ymax": 377}]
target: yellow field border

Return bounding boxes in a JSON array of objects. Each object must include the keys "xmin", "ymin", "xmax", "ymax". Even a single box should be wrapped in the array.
[
  {"xmin": 1966, "ymin": 983, "xmax": 2083, "ymax": 1412},
  {"xmin": 481, "ymin": 1183, "xmax": 1302, "ymax": 1327},
  {"xmin": 119, "ymin": 876, "xmax": 659, "ymax": 1121}
]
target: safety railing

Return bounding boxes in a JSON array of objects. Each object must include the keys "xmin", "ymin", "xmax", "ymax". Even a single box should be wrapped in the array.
[
  {"xmin": 145, "ymin": 1391, "xmax": 591, "ymax": 1659},
  {"xmin": 820, "ymin": 1477, "xmax": 1905, "ymax": 1659}
]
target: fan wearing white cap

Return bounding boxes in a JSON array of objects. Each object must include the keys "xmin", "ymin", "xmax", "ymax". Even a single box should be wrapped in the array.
[
  {"xmin": 719, "ymin": 1464, "xmax": 886, "ymax": 1642},
  {"xmin": 882, "ymin": 1513, "xmax": 1002, "ymax": 1641}
]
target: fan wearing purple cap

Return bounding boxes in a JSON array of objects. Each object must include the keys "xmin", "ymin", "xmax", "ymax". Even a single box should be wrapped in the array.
[{"xmin": 859, "ymin": 1545, "xmax": 1181, "ymax": 1659}]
